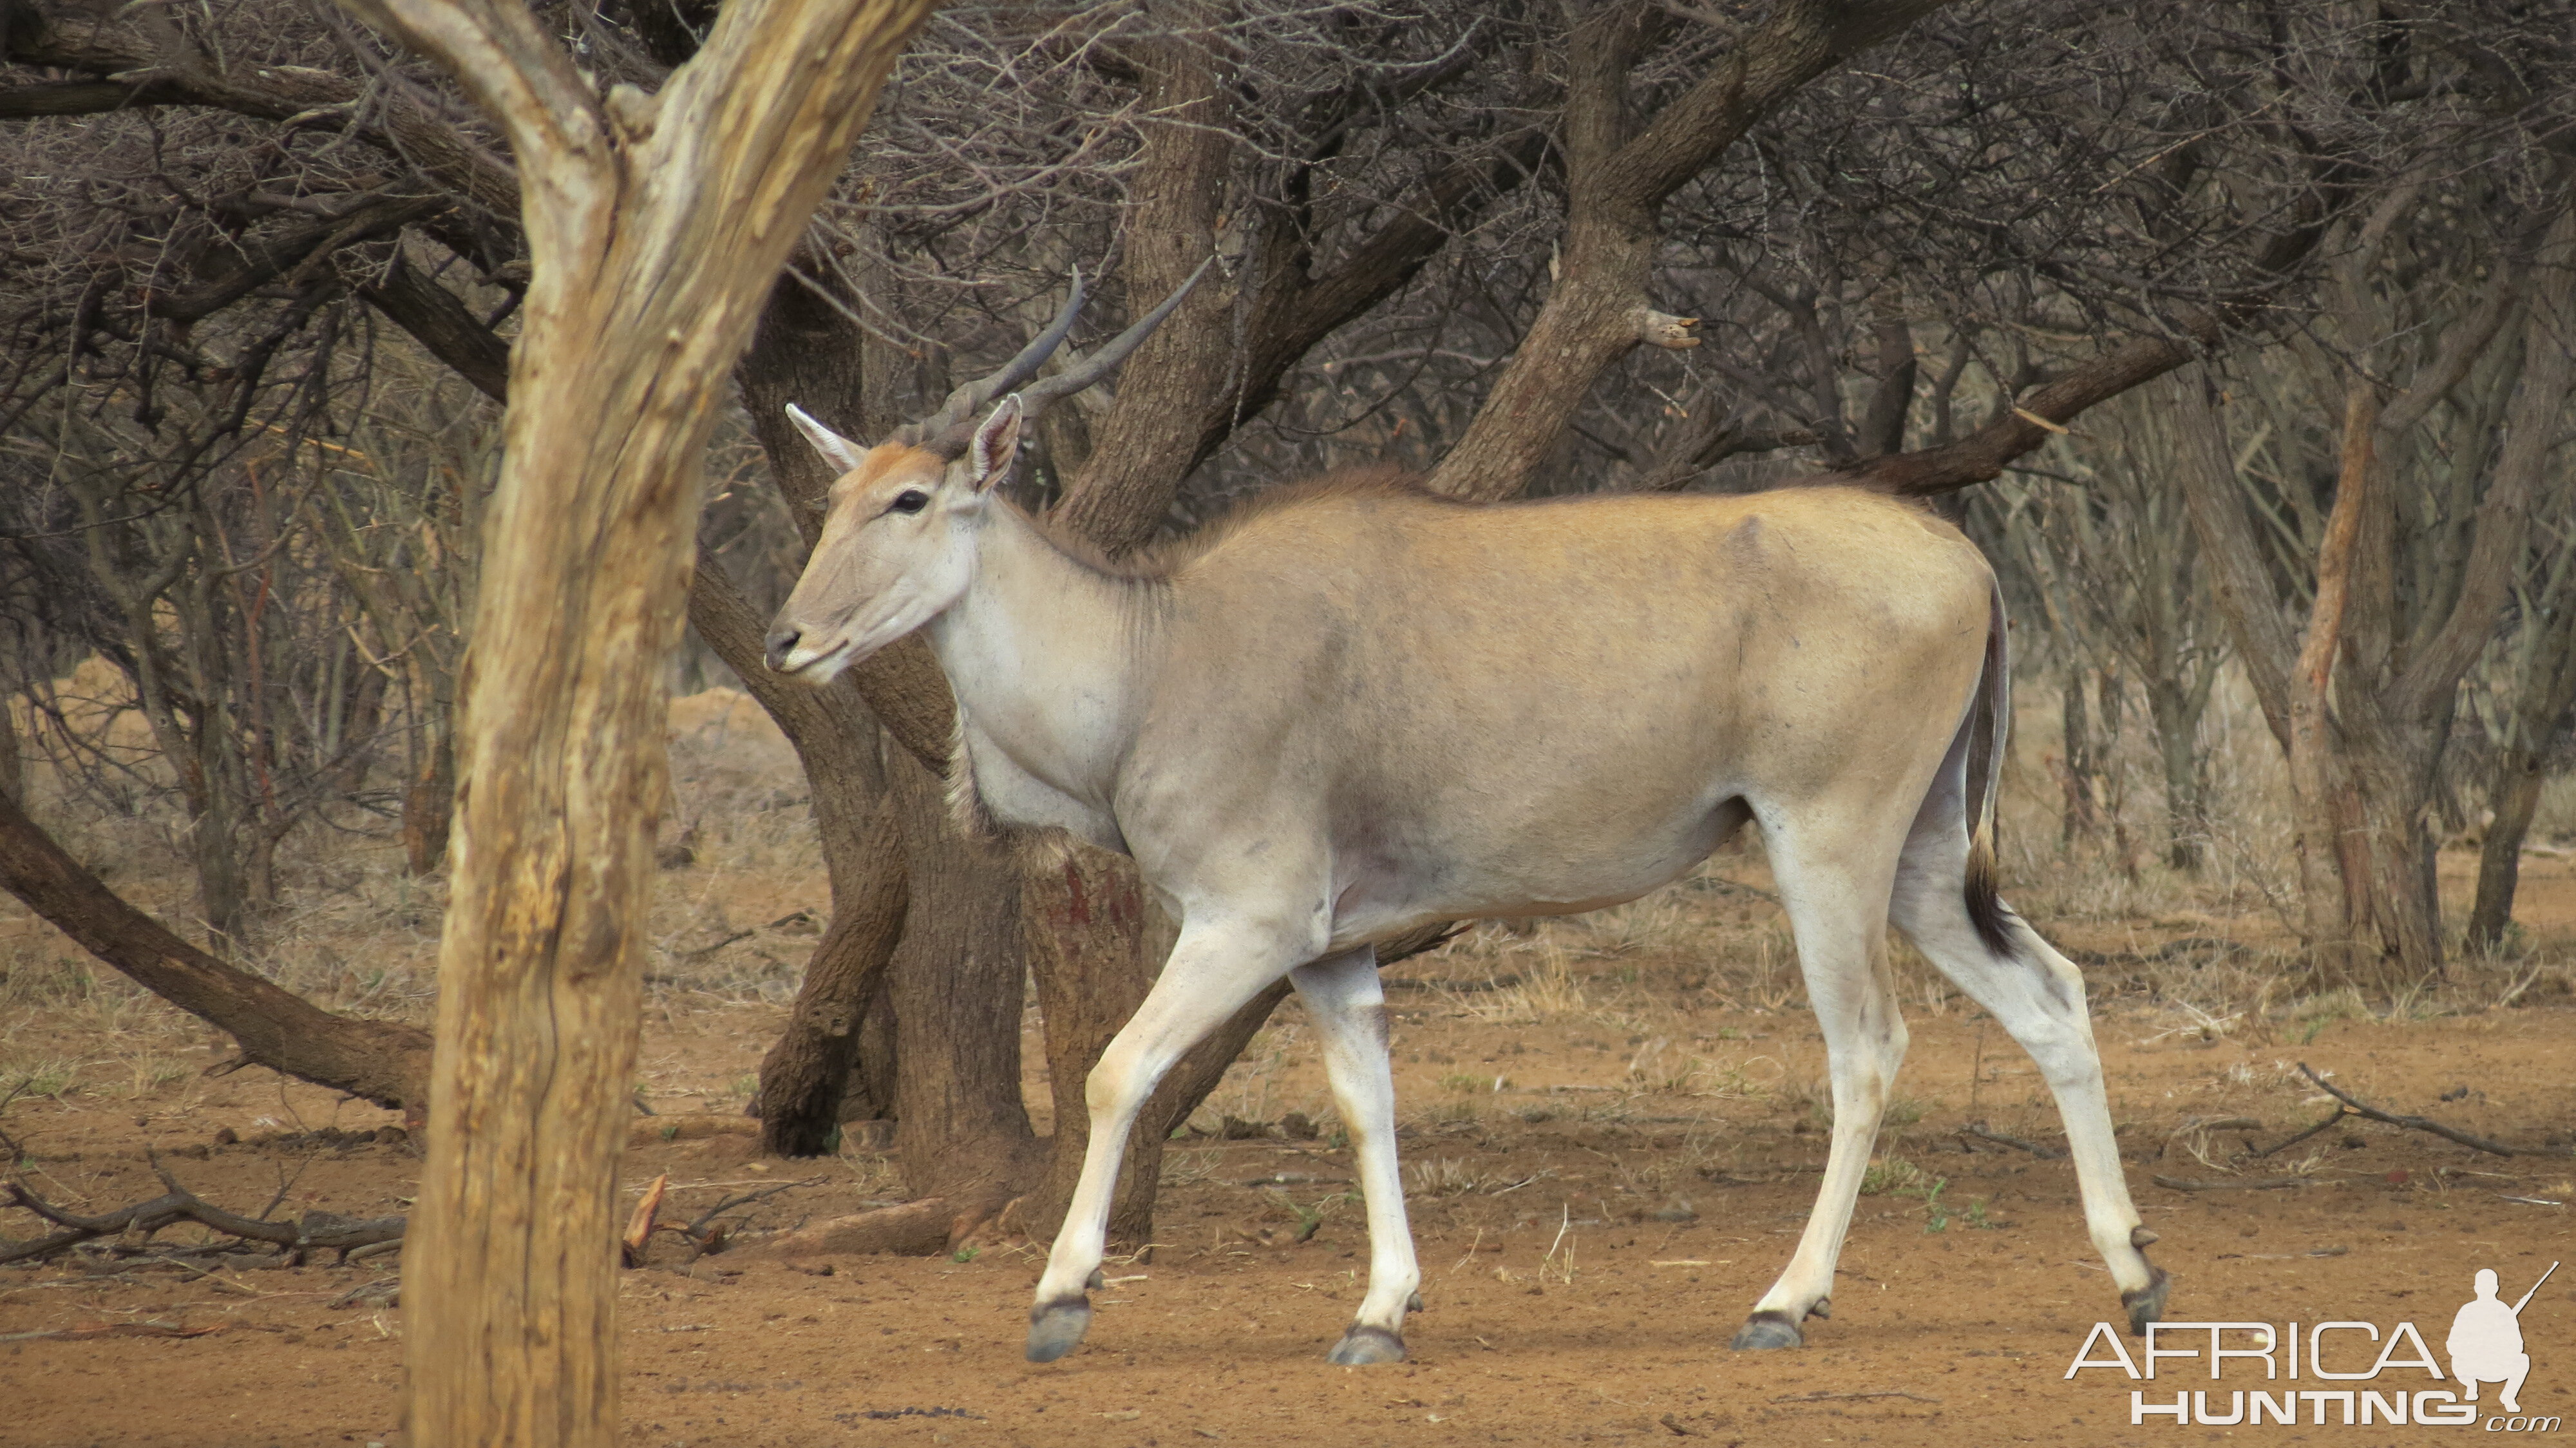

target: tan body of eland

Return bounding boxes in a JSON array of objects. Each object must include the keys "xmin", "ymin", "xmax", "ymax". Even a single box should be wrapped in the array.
[{"xmin": 764, "ymin": 285, "xmax": 2170, "ymax": 1366}]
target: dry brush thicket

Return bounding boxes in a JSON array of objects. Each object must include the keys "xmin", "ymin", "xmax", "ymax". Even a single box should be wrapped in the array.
[{"xmin": 3, "ymin": 0, "xmax": 2574, "ymax": 1246}]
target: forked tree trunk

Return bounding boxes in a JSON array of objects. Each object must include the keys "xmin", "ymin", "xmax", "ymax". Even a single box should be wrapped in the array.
[
  {"xmin": 2177, "ymin": 206, "xmax": 2573, "ymax": 987},
  {"xmin": 1425, "ymin": 0, "xmax": 1947, "ymax": 502},
  {"xmin": 325, "ymin": 0, "xmax": 936, "ymax": 1441}
]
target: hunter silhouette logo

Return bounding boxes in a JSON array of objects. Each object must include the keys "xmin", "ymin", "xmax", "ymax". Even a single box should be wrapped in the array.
[
  {"xmin": 2452, "ymin": 1263, "xmax": 2553, "ymax": 1416},
  {"xmin": 2064, "ymin": 1259, "xmax": 2560, "ymax": 1429}
]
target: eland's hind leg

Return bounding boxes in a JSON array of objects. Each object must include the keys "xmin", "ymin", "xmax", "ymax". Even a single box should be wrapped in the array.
[
  {"xmin": 1888, "ymin": 796, "xmax": 2167, "ymax": 1333},
  {"xmin": 1291, "ymin": 947, "xmax": 1421, "ymax": 1364},
  {"xmin": 1731, "ymin": 819, "xmax": 1909, "ymax": 1349},
  {"xmin": 1028, "ymin": 919, "xmax": 1311, "ymax": 1363}
]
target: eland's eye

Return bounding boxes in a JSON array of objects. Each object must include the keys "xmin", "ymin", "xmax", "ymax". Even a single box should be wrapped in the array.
[{"xmin": 889, "ymin": 490, "xmax": 930, "ymax": 515}]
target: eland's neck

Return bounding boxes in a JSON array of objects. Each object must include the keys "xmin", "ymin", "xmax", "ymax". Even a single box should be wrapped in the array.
[{"xmin": 920, "ymin": 502, "xmax": 1159, "ymax": 819}]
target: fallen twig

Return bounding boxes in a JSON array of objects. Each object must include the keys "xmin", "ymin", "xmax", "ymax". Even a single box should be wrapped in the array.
[
  {"xmin": 673, "ymin": 1177, "xmax": 813, "ymax": 1261},
  {"xmin": 2, "ymin": 1158, "xmax": 404, "ymax": 1266},
  {"xmin": 2298, "ymin": 1063, "xmax": 2544, "ymax": 1158},
  {"xmin": 1962, "ymin": 1121, "xmax": 2064, "ymax": 1159},
  {"xmin": 1771, "ymin": 1389, "xmax": 1941, "ymax": 1404},
  {"xmin": 2152, "ymin": 1174, "xmax": 2311, "ymax": 1192},
  {"xmin": 682, "ymin": 1179, "xmax": 806, "ymax": 1238},
  {"xmin": 0, "ymin": 1320, "xmax": 220, "ymax": 1344},
  {"xmin": 2246, "ymin": 1110, "xmax": 2346, "ymax": 1159}
]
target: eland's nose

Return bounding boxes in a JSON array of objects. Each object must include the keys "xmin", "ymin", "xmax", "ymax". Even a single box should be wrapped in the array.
[{"xmin": 764, "ymin": 625, "xmax": 801, "ymax": 672}]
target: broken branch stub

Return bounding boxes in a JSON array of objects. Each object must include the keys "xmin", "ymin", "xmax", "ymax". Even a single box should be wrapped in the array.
[{"xmin": 1634, "ymin": 307, "xmax": 1702, "ymax": 350}]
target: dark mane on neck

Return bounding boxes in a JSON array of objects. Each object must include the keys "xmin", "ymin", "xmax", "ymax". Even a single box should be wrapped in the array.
[{"xmin": 1009, "ymin": 465, "xmax": 1435, "ymax": 580}]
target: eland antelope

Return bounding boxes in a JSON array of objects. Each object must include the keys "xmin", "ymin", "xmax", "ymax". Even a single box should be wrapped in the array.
[{"xmin": 763, "ymin": 279, "xmax": 2172, "ymax": 1366}]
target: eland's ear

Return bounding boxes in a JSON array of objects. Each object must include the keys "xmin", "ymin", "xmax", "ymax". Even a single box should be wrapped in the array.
[
  {"xmin": 968, "ymin": 396, "xmax": 1025, "ymax": 493},
  {"xmin": 786, "ymin": 403, "xmax": 868, "ymax": 476}
]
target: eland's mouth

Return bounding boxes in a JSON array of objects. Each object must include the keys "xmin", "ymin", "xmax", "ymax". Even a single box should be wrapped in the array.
[{"xmin": 773, "ymin": 638, "xmax": 853, "ymax": 681}]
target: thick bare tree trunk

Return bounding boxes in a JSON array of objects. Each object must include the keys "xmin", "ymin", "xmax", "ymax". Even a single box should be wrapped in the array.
[
  {"xmin": 326, "ymin": 0, "xmax": 936, "ymax": 1441},
  {"xmin": 881, "ymin": 759, "xmax": 1043, "ymax": 1217},
  {"xmin": 746, "ymin": 790, "xmax": 905, "ymax": 1155},
  {"xmin": 1426, "ymin": 0, "xmax": 1946, "ymax": 502}
]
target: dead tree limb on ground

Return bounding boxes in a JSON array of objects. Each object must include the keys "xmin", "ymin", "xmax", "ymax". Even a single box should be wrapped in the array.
[
  {"xmin": 0, "ymin": 771, "xmax": 432, "ymax": 1113},
  {"xmin": 1, "ymin": 1167, "xmax": 404, "ymax": 1266},
  {"xmin": 2297, "ymin": 1063, "xmax": 2562, "ymax": 1159}
]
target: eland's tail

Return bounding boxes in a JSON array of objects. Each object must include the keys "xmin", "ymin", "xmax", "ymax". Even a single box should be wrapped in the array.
[{"xmin": 1962, "ymin": 578, "xmax": 2018, "ymax": 957}]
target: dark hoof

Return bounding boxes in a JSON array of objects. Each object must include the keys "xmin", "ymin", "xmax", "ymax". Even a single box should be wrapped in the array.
[
  {"xmin": 1406, "ymin": 1291, "xmax": 1425, "ymax": 1313},
  {"xmin": 1026, "ymin": 1297, "xmax": 1093, "ymax": 1363},
  {"xmin": 2123, "ymin": 1266, "xmax": 2173, "ymax": 1335},
  {"xmin": 1325, "ymin": 1324, "xmax": 1407, "ymax": 1366},
  {"xmin": 1728, "ymin": 1310, "xmax": 1804, "ymax": 1350}
]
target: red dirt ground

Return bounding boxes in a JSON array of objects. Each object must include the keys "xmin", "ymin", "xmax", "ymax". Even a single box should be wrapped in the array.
[{"xmin": 7, "ymin": 900, "xmax": 2574, "ymax": 1448}]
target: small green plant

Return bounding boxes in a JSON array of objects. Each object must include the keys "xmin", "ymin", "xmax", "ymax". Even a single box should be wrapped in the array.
[
  {"xmin": 3, "ymin": 1061, "xmax": 80, "ymax": 1101},
  {"xmin": 1861, "ymin": 1155, "xmax": 1955, "ymax": 1232},
  {"xmin": 1964, "ymin": 1197, "xmax": 2003, "ymax": 1230},
  {"xmin": 1860, "ymin": 1156, "xmax": 1935, "ymax": 1196},
  {"xmin": 1265, "ymin": 1188, "xmax": 1353, "ymax": 1242},
  {"xmin": 952, "ymin": 1246, "xmax": 980, "ymax": 1263}
]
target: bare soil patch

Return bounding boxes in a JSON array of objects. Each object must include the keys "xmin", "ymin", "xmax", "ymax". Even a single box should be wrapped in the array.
[
  {"xmin": 5, "ymin": 698, "xmax": 2573, "ymax": 1446},
  {"xmin": 7, "ymin": 912, "xmax": 2575, "ymax": 1445}
]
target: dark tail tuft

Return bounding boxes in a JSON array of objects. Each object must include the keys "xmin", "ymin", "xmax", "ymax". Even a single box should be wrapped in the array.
[
  {"xmin": 1962, "ymin": 578, "xmax": 2020, "ymax": 959},
  {"xmin": 1964, "ymin": 828, "xmax": 2018, "ymax": 958}
]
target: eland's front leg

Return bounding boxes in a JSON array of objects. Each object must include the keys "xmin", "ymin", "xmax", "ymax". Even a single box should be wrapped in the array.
[
  {"xmin": 1289, "ymin": 947, "xmax": 1421, "ymax": 1365},
  {"xmin": 1028, "ymin": 920, "xmax": 1311, "ymax": 1363}
]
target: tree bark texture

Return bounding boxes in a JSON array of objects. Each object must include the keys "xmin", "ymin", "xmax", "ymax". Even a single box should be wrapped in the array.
[
  {"xmin": 1426, "ymin": 0, "xmax": 1946, "ymax": 502},
  {"xmin": 1046, "ymin": 24, "xmax": 1550, "ymax": 549},
  {"xmin": 881, "ymin": 754, "xmax": 1043, "ymax": 1219},
  {"xmin": 325, "ymin": 0, "xmax": 936, "ymax": 1440},
  {"xmin": 364, "ymin": 239, "xmax": 964, "ymax": 1167},
  {"xmin": 2174, "ymin": 208, "xmax": 2574, "ymax": 984},
  {"xmin": 0, "ymin": 781, "xmax": 433, "ymax": 1110},
  {"xmin": 747, "ymin": 797, "xmax": 905, "ymax": 1155},
  {"xmin": 2467, "ymin": 562, "xmax": 2576, "ymax": 951}
]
